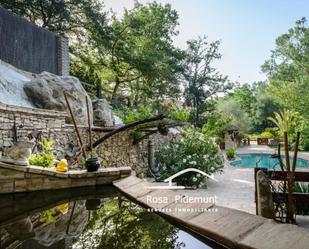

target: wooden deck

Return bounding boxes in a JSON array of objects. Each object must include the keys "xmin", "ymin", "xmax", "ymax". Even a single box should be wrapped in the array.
[{"xmin": 113, "ymin": 176, "xmax": 309, "ymax": 249}]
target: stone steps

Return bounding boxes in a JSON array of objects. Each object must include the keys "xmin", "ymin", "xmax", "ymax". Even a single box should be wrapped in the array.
[{"xmin": 113, "ymin": 176, "xmax": 309, "ymax": 249}]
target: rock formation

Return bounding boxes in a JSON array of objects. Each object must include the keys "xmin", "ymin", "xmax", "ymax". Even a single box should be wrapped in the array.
[
  {"xmin": 92, "ymin": 98, "xmax": 115, "ymax": 127},
  {"xmin": 24, "ymin": 72, "xmax": 92, "ymax": 125}
]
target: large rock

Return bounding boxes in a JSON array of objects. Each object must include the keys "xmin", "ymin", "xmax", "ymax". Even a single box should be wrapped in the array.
[
  {"xmin": 24, "ymin": 72, "xmax": 92, "ymax": 125},
  {"xmin": 92, "ymin": 98, "xmax": 115, "ymax": 127},
  {"xmin": 0, "ymin": 59, "xmax": 33, "ymax": 107}
]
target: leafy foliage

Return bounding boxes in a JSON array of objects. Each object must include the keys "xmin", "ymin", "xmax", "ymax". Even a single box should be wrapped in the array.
[
  {"xmin": 293, "ymin": 182, "xmax": 309, "ymax": 215},
  {"xmin": 260, "ymin": 131, "xmax": 274, "ymax": 138},
  {"xmin": 217, "ymin": 98, "xmax": 251, "ymax": 133},
  {"xmin": 183, "ymin": 36, "xmax": 232, "ymax": 127},
  {"xmin": 73, "ymin": 2, "xmax": 185, "ymax": 108},
  {"xmin": 29, "ymin": 140, "xmax": 55, "ymax": 167},
  {"xmin": 267, "ymin": 110, "xmax": 302, "ymax": 136},
  {"xmin": 226, "ymin": 148, "xmax": 236, "ymax": 160},
  {"xmin": 262, "ymin": 18, "xmax": 309, "ymax": 118},
  {"xmin": 156, "ymin": 127, "xmax": 224, "ymax": 188},
  {"xmin": 0, "ymin": 0, "xmax": 107, "ymax": 35}
]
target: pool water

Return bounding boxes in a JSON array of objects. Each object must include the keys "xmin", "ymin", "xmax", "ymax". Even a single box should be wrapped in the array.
[
  {"xmin": 230, "ymin": 153, "xmax": 309, "ymax": 169},
  {"xmin": 0, "ymin": 187, "xmax": 225, "ymax": 249}
]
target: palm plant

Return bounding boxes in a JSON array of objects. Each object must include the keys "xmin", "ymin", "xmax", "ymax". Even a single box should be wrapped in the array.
[{"xmin": 267, "ymin": 110, "xmax": 301, "ymax": 136}]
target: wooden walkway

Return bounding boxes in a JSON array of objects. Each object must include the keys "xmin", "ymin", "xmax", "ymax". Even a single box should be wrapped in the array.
[{"xmin": 113, "ymin": 176, "xmax": 309, "ymax": 249}]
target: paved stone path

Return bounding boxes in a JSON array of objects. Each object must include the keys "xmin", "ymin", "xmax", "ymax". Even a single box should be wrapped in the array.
[{"xmin": 114, "ymin": 175, "xmax": 309, "ymax": 249}]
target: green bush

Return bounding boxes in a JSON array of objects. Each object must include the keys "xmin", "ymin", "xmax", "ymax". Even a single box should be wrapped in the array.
[
  {"xmin": 226, "ymin": 148, "xmax": 236, "ymax": 160},
  {"xmin": 299, "ymin": 123, "xmax": 309, "ymax": 151},
  {"xmin": 260, "ymin": 131, "xmax": 273, "ymax": 138},
  {"xmin": 117, "ymin": 107, "xmax": 155, "ymax": 124},
  {"xmin": 169, "ymin": 109, "xmax": 190, "ymax": 121},
  {"xmin": 156, "ymin": 127, "xmax": 224, "ymax": 188},
  {"xmin": 29, "ymin": 140, "xmax": 55, "ymax": 168}
]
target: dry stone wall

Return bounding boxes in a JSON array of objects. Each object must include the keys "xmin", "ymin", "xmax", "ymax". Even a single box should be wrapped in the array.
[{"xmin": 0, "ymin": 103, "xmax": 148, "ymax": 173}]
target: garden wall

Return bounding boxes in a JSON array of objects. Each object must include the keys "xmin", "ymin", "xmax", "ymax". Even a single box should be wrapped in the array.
[{"xmin": 0, "ymin": 103, "xmax": 148, "ymax": 174}]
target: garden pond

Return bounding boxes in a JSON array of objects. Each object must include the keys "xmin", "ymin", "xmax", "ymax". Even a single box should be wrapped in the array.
[{"xmin": 0, "ymin": 186, "xmax": 227, "ymax": 249}]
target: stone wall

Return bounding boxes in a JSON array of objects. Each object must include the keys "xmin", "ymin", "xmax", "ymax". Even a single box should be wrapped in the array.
[{"xmin": 0, "ymin": 103, "xmax": 148, "ymax": 173}]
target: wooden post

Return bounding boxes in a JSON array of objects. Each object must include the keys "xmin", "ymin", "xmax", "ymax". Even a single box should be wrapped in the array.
[
  {"xmin": 284, "ymin": 132, "xmax": 294, "ymax": 223},
  {"xmin": 292, "ymin": 132, "xmax": 300, "ymax": 173},
  {"xmin": 64, "ymin": 92, "xmax": 86, "ymax": 159},
  {"xmin": 85, "ymin": 96, "xmax": 93, "ymax": 155}
]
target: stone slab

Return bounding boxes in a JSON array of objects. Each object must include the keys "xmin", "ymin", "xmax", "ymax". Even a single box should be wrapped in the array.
[
  {"xmin": 113, "ymin": 175, "xmax": 143, "ymax": 189},
  {"xmin": 123, "ymin": 181, "xmax": 155, "ymax": 198},
  {"xmin": 138, "ymin": 189, "xmax": 178, "ymax": 209},
  {"xmin": 167, "ymin": 200, "xmax": 215, "ymax": 221},
  {"xmin": 187, "ymin": 206, "xmax": 265, "ymax": 248},
  {"xmin": 238, "ymin": 220, "xmax": 309, "ymax": 249}
]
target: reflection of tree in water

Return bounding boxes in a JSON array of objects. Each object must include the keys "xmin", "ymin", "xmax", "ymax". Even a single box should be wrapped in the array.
[{"xmin": 73, "ymin": 197, "xmax": 184, "ymax": 249}]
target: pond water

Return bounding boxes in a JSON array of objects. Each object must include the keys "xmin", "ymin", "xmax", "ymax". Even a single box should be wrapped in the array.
[
  {"xmin": 230, "ymin": 153, "xmax": 309, "ymax": 169},
  {"xmin": 0, "ymin": 186, "xmax": 226, "ymax": 249}
]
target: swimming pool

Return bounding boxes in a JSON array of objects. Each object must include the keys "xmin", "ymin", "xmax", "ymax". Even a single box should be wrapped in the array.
[{"xmin": 230, "ymin": 153, "xmax": 309, "ymax": 169}]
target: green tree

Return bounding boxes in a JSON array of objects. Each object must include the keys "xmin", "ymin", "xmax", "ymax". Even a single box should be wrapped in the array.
[
  {"xmin": 250, "ymin": 82, "xmax": 280, "ymax": 132},
  {"xmin": 75, "ymin": 2, "xmax": 185, "ymax": 107},
  {"xmin": 232, "ymin": 83, "xmax": 256, "ymax": 117},
  {"xmin": 0, "ymin": 0, "xmax": 107, "ymax": 35},
  {"xmin": 262, "ymin": 18, "xmax": 309, "ymax": 118},
  {"xmin": 183, "ymin": 36, "xmax": 232, "ymax": 127},
  {"xmin": 217, "ymin": 98, "xmax": 251, "ymax": 133}
]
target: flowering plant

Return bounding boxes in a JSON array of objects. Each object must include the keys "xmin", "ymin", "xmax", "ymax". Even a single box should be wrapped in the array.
[{"xmin": 156, "ymin": 127, "xmax": 224, "ymax": 188}]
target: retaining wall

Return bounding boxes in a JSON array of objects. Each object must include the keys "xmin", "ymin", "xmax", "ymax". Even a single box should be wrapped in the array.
[{"xmin": 0, "ymin": 103, "xmax": 148, "ymax": 173}]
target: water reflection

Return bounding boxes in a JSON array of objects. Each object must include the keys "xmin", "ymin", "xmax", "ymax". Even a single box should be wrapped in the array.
[{"xmin": 0, "ymin": 187, "xmax": 215, "ymax": 249}]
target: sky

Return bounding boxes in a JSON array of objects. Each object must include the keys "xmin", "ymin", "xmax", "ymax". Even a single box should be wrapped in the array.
[{"xmin": 103, "ymin": 0, "xmax": 309, "ymax": 84}]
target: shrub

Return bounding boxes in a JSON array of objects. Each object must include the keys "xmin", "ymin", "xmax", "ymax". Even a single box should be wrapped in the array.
[
  {"xmin": 260, "ymin": 131, "xmax": 273, "ymax": 138},
  {"xmin": 29, "ymin": 140, "xmax": 55, "ymax": 168},
  {"xmin": 299, "ymin": 123, "xmax": 309, "ymax": 151},
  {"xmin": 156, "ymin": 127, "xmax": 224, "ymax": 188},
  {"xmin": 169, "ymin": 109, "xmax": 190, "ymax": 122},
  {"xmin": 118, "ymin": 107, "xmax": 155, "ymax": 124},
  {"xmin": 226, "ymin": 148, "xmax": 236, "ymax": 160}
]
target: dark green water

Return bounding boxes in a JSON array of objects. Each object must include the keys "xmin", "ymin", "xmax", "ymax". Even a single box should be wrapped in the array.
[{"xmin": 0, "ymin": 186, "xmax": 226, "ymax": 249}]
